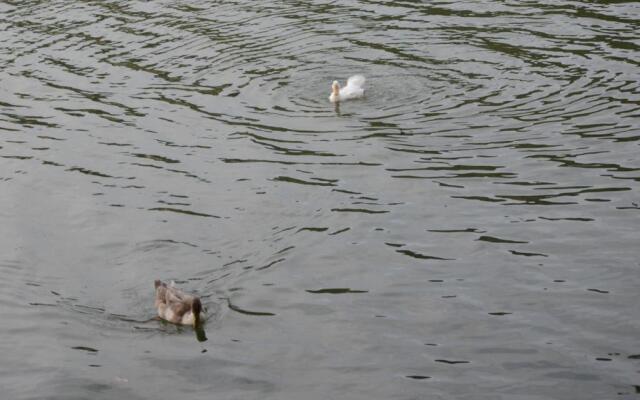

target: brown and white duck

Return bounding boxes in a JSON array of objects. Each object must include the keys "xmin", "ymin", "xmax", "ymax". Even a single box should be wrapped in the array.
[{"xmin": 154, "ymin": 280, "xmax": 204, "ymax": 327}]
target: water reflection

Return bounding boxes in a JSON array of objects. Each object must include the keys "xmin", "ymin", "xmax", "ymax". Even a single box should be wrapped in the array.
[
  {"xmin": 1, "ymin": 0, "xmax": 639, "ymax": 399},
  {"xmin": 194, "ymin": 324, "xmax": 207, "ymax": 343}
]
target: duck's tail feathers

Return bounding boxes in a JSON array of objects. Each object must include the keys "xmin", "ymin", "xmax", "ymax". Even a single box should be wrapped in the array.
[{"xmin": 347, "ymin": 75, "xmax": 365, "ymax": 88}]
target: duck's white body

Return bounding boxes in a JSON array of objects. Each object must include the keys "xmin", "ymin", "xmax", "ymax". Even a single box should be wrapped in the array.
[{"xmin": 329, "ymin": 75, "xmax": 365, "ymax": 102}]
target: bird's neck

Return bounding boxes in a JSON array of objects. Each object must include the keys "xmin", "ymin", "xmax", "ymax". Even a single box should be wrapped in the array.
[{"xmin": 193, "ymin": 312, "xmax": 200, "ymax": 326}]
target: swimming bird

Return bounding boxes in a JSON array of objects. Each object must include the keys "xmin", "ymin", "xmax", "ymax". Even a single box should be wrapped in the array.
[
  {"xmin": 329, "ymin": 75, "xmax": 365, "ymax": 102},
  {"xmin": 154, "ymin": 280, "xmax": 203, "ymax": 327}
]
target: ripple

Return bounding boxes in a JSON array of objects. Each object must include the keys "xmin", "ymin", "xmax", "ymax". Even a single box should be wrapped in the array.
[
  {"xmin": 225, "ymin": 299, "xmax": 276, "ymax": 317},
  {"xmin": 476, "ymin": 235, "xmax": 528, "ymax": 244},
  {"xmin": 1, "ymin": 1, "xmax": 639, "ymax": 399},
  {"xmin": 434, "ymin": 359, "xmax": 471, "ymax": 365},
  {"xmin": 509, "ymin": 250, "xmax": 548, "ymax": 258},
  {"xmin": 395, "ymin": 249, "xmax": 453, "ymax": 261},
  {"xmin": 405, "ymin": 375, "xmax": 431, "ymax": 380},
  {"xmin": 70, "ymin": 346, "xmax": 98, "ymax": 353},
  {"xmin": 148, "ymin": 207, "xmax": 220, "ymax": 218},
  {"xmin": 306, "ymin": 288, "xmax": 368, "ymax": 294}
]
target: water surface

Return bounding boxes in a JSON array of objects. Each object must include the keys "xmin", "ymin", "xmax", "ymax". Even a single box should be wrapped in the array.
[{"xmin": 1, "ymin": 1, "xmax": 639, "ymax": 399}]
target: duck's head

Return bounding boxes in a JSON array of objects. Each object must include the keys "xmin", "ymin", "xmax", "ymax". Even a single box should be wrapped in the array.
[
  {"xmin": 191, "ymin": 297, "xmax": 203, "ymax": 327},
  {"xmin": 331, "ymin": 81, "xmax": 340, "ymax": 96}
]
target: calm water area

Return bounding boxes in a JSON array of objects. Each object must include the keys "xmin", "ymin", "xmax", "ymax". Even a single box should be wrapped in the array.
[{"xmin": 1, "ymin": 1, "xmax": 639, "ymax": 399}]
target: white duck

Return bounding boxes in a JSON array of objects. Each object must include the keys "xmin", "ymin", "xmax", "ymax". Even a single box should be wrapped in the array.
[{"xmin": 329, "ymin": 75, "xmax": 365, "ymax": 102}]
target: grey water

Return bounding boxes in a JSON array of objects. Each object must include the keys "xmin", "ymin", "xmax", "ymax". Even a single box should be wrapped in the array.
[{"xmin": 1, "ymin": 1, "xmax": 639, "ymax": 399}]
